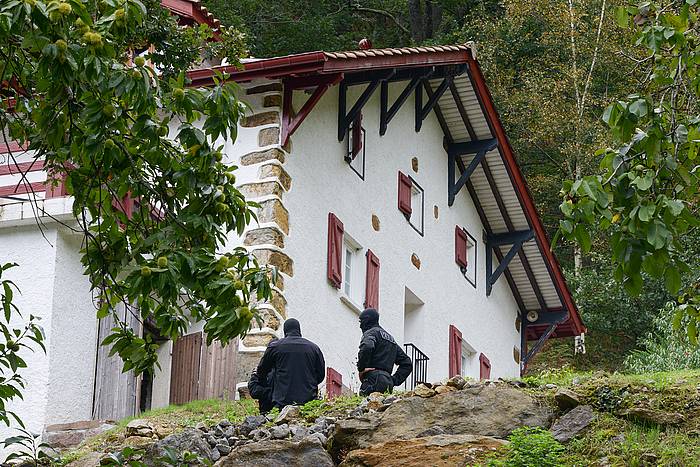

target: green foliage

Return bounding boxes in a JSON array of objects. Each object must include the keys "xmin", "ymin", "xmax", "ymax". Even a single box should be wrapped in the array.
[
  {"xmin": 1, "ymin": 0, "xmax": 273, "ymax": 376},
  {"xmin": 2, "ymin": 428, "xmax": 56, "ymax": 465},
  {"xmin": 0, "ymin": 263, "xmax": 45, "ymax": 428},
  {"xmin": 300, "ymin": 394, "xmax": 364, "ymax": 421},
  {"xmin": 626, "ymin": 303, "xmax": 700, "ymax": 373},
  {"xmin": 100, "ymin": 446, "xmax": 211, "ymax": 466},
  {"xmin": 487, "ymin": 427, "xmax": 564, "ymax": 467},
  {"xmin": 559, "ymin": 1, "xmax": 700, "ymax": 336}
]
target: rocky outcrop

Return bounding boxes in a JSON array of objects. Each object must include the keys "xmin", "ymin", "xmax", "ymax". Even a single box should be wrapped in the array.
[
  {"xmin": 554, "ymin": 388, "xmax": 582, "ymax": 410},
  {"xmin": 339, "ymin": 434, "xmax": 506, "ymax": 467},
  {"xmin": 621, "ymin": 406, "xmax": 685, "ymax": 426},
  {"xmin": 143, "ymin": 428, "xmax": 214, "ymax": 465},
  {"xmin": 217, "ymin": 438, "xmax": 334, "ymax": 467},
  {"xmin": 329, "ymin": 383, "xmax": 553, "ymax": 460},
  {"xmin": 551, "ymin": 405, "xmax": 596, "ymax": 443}
]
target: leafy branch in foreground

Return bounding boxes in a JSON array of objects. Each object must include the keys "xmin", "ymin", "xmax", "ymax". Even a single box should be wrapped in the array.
[
  {"xmin": 0, "ymin": 263, "xmax": 45, "ymax": 428},
  {"xmin": 1, "ymin": 0, "xmax": 272, "ymax": 375},
  {"xmin": 558, "ymin": 0, "xmax": 700, "ymax": 341}
]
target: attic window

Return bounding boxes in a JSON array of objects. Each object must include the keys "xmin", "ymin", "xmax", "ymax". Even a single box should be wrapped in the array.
[
  {"xmin": 345, "ymin": 113, "xmax": 365, "ymax": 180},
  {"xmin": 455, "ymin": 226, "xmax": 477, "ymax": 288},
  {"xmin": 398, "ymin": 172, "xmax": 424, "ymax": 236}
]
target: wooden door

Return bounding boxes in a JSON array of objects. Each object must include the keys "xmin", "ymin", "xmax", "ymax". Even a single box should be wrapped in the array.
[
  {"xmin": 169, "ymin": 332, "xmax": 203, "ymax": 405},
  {"xmin": 198, "ymin": 339, "xmax": 238, "ymax": 400},
  {"xmin": 92, "ymin": 306, "xmax": 139, "ymax": 420}
]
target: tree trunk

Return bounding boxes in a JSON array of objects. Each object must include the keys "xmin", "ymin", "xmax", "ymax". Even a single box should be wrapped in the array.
[{"xmin": 408, "ymin": 0, "xmax": 423, "ymax": 42}]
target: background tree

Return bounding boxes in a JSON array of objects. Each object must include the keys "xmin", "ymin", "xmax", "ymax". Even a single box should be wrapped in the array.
[{"xmin": 0, "ymin": 0, "xmax": 272, "ymax": 399}]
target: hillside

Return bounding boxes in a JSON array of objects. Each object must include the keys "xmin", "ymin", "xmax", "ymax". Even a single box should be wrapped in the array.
[{"xmin": 54, "ymin": 369, "xmax": 700, "ymax": 466}]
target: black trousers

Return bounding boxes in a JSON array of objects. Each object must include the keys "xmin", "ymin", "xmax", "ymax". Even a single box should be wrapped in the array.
[{"xmin": 359, "ymin": 370, "xmax": 393, "ymax": 396}]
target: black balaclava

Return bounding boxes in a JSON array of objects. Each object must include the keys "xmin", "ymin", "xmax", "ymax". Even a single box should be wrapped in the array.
[
  {"xmin": 359, "ymin": 308, "xmax": 380, "ymax": 333},
  {"xmin": 283, "ymin": 318, "xmax": 302, "ymax": 337}
]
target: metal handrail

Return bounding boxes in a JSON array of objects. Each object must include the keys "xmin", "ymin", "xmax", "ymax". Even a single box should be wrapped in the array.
[{"xmin": 403, "ymin": 343, "xmax": 429, "ymax": 391}]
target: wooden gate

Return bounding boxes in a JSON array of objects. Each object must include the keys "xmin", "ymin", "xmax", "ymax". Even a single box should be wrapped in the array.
[
  {"xmin": 92, "ymin": 306, "xmax": 139, "ymax": 420},
  {"xmin": 198, "ymin": 338, "xmax": 238, "ymax": 400},
  {"xmin": 169, "ymin": 332, "xmax": 203, "ymax": 405}
]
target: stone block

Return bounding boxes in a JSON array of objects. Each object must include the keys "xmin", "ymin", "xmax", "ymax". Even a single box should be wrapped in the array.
[
  {"xmin": 243, "ymin": 332, "xmax": 277, "ymax": 348},
  {"xmin": 253, "ymin": 248, "xmax": 293, "ymax": 276},
  {"xmin": 241, "ymin": 148, "xmax": 286, "ymax": 166},
  {"xmin": 258, "ymin": 127, "xmax": 280, "ymax": 146},
  {"xmin": 259, "ymin": 164, "xmax": 291, "ymax": 190},
  {"xmin": 257, "ymin": 199, "xmax": 289, "ymax": 234},
  {"xmin": 240, "ymin": 181, "xmax": 285, "ymax": 199},
  {"xmin": 263, "ymin": 94, "xmax": 282, "ymax": 108},
  {"xmin": 244, "ymin": 227, "xmax": 285, "ymax": 248},
  {"xmin": 247, "ymin": 83, "xmax": 283, "ymax": 95},
  {"xmin": 242, "ymin": 111, "xmax": 279, "ymax": 127}
]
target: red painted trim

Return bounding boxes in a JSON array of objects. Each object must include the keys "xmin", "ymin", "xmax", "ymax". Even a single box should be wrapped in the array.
[
  {"xmin": 448, "ymin": 325, "xmax": 462, "ymax": 378},
  {"xmin": 479, "ymin": 353, "xmax": 491, "ymax": 380},
  {"xmin": 0, "ymin": 140, "xmax": 27, "ymax": 154},
  {"xmin": 161, "ymin": 0, "xmax": 221, "ymax": 40},
  {"xmin": 325, "ymin": 367, "xmax": 343, "ymax": 399},
  {"xmin": 186, "ymin": 48, "xmax": 470, "ymax": 87},
  {"xmin": 0, "ymin": 160, "xmax": 44, "ymax": 176},
  {"xmin": 0, "ymin": 181, "xmax": 46, "ymax": 197},
  {"xmin": 282, "ymin": 74, "xmax": 342, "ymax": 146},
  {"xmin": 466, "ymin": 52, "xmax": 585, "ymax": 337}
]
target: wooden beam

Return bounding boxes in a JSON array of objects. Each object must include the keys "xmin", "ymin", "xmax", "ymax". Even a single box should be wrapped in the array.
[
  {"xmin": 380, "ymin": 72, "xmax": 431, "ymax": 136},
  {"xmin": 486, "ymin": 230, "xmax": 534, "ymax": 296},
  {"xmin": 422, "ymin": 82, "xmax": 453, "ymax": 141},
  {"xmin": 448, "ymin": 138, "xmax": 497, "ymax": 157},
  {"xmin": 416, "ymin": 76, "xmax": 452, "ymax": 132},
  {"xmin": 282, "ymin": 74, "xmax": 342, "ymax": 146},
  {"xmin": 338, "ymin": 71, "xmax": 394, "ymax": 141}
]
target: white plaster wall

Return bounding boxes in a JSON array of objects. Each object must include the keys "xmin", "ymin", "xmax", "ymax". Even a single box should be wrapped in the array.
[
  {"xmin": 283, "ymin": 82, "xmax": 522, "ymax": 389},
  {"xmin": 44, "ymin": 230, "xmax": 98, "ymax": 425},
  {"xmin": 0, "ymin": 225, "xmax": 58, "ymax": 450}
]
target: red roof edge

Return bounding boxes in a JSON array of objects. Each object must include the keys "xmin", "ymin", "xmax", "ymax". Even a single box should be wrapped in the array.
[
  {"xmin": 466, "ymin": 51, "xmax": 585, "ymax": 337},
  {"xmin": 188, "ymin": 52, "xmax": 328, "ymax": 86},
  {"xmin": 161, "ymin": 0, "xmax": 222, "ymax": 40}
]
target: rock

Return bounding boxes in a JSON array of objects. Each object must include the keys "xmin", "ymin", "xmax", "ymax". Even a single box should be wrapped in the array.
[
  {"xmin": 290, "ymin": 425, "xmax": 310, "ymax": 440},
  {"xmin": 227, "ymin": 436, "xmax": 240, "ymax": 445},
  {"xmin": 329, "ymin": 384, "xmax": 552, "ymax": 459},
  {"xmin": 219, "ymin": 419, "xmax": 232, "ymax": 428},
  {"xmin": 621, "ymin": 406, "xmax": 685, "ymax": 426},
  {"xmin": 66, "ymin": 452, "xmax": 105, "ymax": 467},
  {"xmin": 554, "ymin": 388, "xmax": 582, "ymax": 410},
  {"xmin": 545, "ymin": 383, "xmax": 557, "ymax": 389},
  {"xmin": 339, "ymin": 434, "xmax": 506, "ymax": 467},
  {"xmin": 275, "ymin": 405, "xmax": 301, "ymax": 425},
  {"xmin": 434, "ymin": 385, "xmax": 456, "ymax": 395},
  {"xmin": 270, "ymin": 424, "xmax": 291, "ymax": 440},
  {"xmin": 641, "ymin": 452, "xmax": 659, "ymax": 465},
  {"xmin": 367, "ymin": 392, "xmax": 385, "ymax": 410},
  {"xmin": 195, "ymin": 422, "xmax": 208, "ymax": 431},
  {"xmin": 382, "ymin": 396, "xmax": 399, "ymax": 405},
  {"xmin": 551, "ymin": 405, "xmax": 596, "ymax": 443},
  {"xmin": 250, "ymin": 428, "xmax": 271, "ymax": 441},
  {"xmin": 143, "ymin": 428, "xmax": 214, "ymax": 465},
  {"xmin": 416, "ymin": 426, "xmax": 447, "ymax": 438},
  {"xmin": 414, "ymin": 384, "xmax": 436, "ymax": 398},
  {"xmin": 305, "ymin": 432, "xmax": 327, "ymax": 446},
  {"xmin": 218, "ymin": 438, "xmax": 334, "ymax": 467},
  {"xmin": 216, "ymin": 443, "xmax": 232, "ymax": 455},
  {"xmin": 125, "ymin": 419, "xmax": 155, "ymax": 438},
  {"xmin": 445, "ymin": 375, "xmax": 467, "ymax": 390},
  {"xmin": 239, "ymin": 415, "xmax": 267, "ymax": 436},
  {"xmin": 211, "ymin": 448, "xmax": 221, "ymax": 462}
]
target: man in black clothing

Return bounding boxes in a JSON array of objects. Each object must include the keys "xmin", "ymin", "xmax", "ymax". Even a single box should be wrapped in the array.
[
  {"xmin": 248, "ymin": 337, "xmax": 277, "ymax": 414},
  {"xmin": 256, "ymin": 318, "xmax": 325, "ymax": 408},
  {"xmin": 357, "ymin": 308, "xmax": 412, "ymax": 396}
]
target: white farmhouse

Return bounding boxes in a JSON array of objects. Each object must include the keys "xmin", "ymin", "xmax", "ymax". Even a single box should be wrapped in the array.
[{"xmin": 0, "ymin": 0, "xmax": 585, "ymax": 452}]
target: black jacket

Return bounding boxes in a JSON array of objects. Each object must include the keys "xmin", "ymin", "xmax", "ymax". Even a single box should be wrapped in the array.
[
  {"xmin": 357, "ymin": 325, "xmax": 412, "ymax": 386},
  {"xmin": 248, "ymin": 369, "xmax": 274, "ymax": 413},
  {"xmin": 256, "ymin": 331, "xmax": 325, "ymax": 408}
]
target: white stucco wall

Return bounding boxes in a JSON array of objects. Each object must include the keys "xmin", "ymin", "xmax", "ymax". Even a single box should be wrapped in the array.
[
  {"xmin": 44, "ymin": 230, "xmax": 98, "ymax": 425},
  {"xmin": 0, "ymin": 225, "xmax": 59, "ymax": 446},
  {"xmin": 282, "ymin": 82, "xmax": 521, "ymax": 390}
]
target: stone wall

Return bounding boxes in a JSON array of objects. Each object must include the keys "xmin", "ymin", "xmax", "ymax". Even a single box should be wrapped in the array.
[{"xmin": 235, "ymin": 82, "xmax": 293, "ymax": 393}]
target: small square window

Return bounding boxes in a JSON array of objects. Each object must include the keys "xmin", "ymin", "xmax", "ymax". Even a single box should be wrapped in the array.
[
  {"xmin": 341, "ymin": 234, "xmax": 365, "ymax": 309},
  {"xmin": 408, "ymin": 178, "xmax": 424, "ymax": 236},
  {"xmin": 345, "ymin": 120, "xmax": 365, "ymax": 180},
  {"xmin": 461, "ymin": 340, "xmax": 477, "ymax": 378}
]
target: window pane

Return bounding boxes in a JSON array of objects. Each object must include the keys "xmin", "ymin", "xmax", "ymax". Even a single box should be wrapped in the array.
[{"xmin": 344, "ymin": 248, "xmax": 352, "ymax": 296}]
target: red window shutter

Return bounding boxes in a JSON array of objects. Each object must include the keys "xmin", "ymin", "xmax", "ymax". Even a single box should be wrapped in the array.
[
  {"xmin": 350, "ymin": 112, "xmax": 363, "ymax": 160},
  {"xmin": 0, "ymin": 140, "xmax": 25, "ymax": 154},
  {"xmin": 455, "ymin": 226, "xmax": 468, "ymax": 269},
  {"xmin": 45, "ymin": 166, "xmax": 72, "ymax": 198},
  {"xmin": 111, "ymin": 192, "xmax": 135, "ymax": 219},
  {"xmin": 479, "ymin": 353, "xmax": 491, "ymax": 380},
  {"xmin": 398, "ymin": 171, "xmax": 412, "ymax": 216},
  {"xmin": 449, "ymin": 325, "xmax": 463, "ymax": 378},
  {"xmin": 364, "ymin": 249, "xmax": 380, "ymax": 309},
  {"xmin": 327, "ymin": 213, "xmax": 344, "ymax": 289},
  {"xmin": 326, "ymin": 367, "xmax": 343, "ymax": 399}
]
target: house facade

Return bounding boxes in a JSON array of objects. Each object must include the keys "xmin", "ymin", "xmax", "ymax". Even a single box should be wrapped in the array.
[{"xmin": 0, "ymin": 1, "xmax": 585, "ymax": 454}]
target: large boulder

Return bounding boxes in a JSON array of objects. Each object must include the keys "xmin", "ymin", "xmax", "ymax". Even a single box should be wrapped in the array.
[
  {"xmin": 217, "ymin": 438, "xmax": 333, "ymax": 467},
  {"xmin": 329, "ymin": 384, "xmax": 552, "ymax": 460},
  {"xmin": 551, "ymin": 405, "xmax": 596, "ymax": 443},
  {"xmin": 143, "ymin": 428, "xmax": 214, "ymax": 465},
  {"xmin": 339, "ymin": 434, "xmax": 506, "ymax": 467}
]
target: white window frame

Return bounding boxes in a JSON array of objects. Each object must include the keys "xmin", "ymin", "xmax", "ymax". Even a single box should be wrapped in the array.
[
  {"xmin": 460, "ymin": 339, "xmax": 477, "ymax": 378},
  {"xmin": 408, "ymin": 176, "xmax": 424, "ymax": 236},
  {"xmin": 339, "ymin": 233, "xmax": 365, "ymax": 313}
]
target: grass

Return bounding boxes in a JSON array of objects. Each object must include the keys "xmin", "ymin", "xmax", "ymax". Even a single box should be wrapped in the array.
[{"xmin": 58, "ymin": 398, "xmax": 258, "ymax": 465}]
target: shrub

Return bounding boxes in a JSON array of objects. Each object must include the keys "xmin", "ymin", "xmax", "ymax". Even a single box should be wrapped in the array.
[
  {"xmin": 625, "ymin": 304, "xmax": 700, "ymax": 373},
  {"xmin": 487, "ymin": 427, "xmax": 564, "ymax": 467}
]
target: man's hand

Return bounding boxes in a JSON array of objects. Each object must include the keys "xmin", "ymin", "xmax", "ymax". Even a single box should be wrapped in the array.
[{"xmin": 359, "ymin": 368, "xmax": 376, "ymax": 381}]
